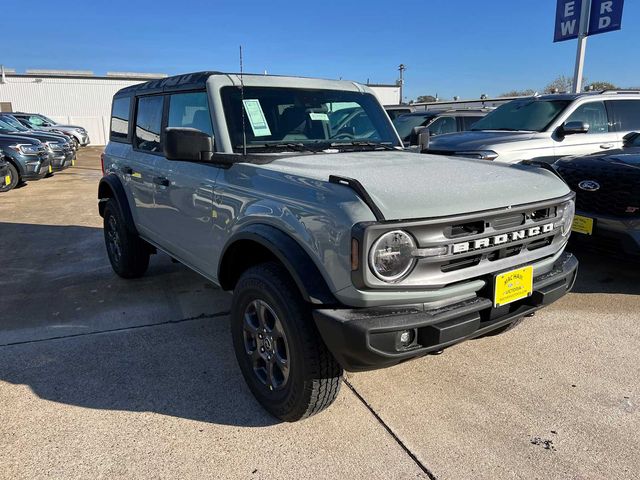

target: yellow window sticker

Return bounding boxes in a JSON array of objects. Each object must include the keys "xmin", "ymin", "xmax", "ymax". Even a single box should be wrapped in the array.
[{"xmin": 242, "ymin": 99, "xmax": 272, "ymax": 137}]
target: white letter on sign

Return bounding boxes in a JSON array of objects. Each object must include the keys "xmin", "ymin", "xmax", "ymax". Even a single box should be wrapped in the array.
[
  {"xmin": 599, "ymin": 16, "xmax": 612, "ymax": 29},
  {"xmin": 600, "ymin": 1, "xmax": 613, "ymax": 14},
  {"xmin": 561, "ymin": 19, "xmax": 577, "ymax": 36},
  {"xmin": 564, "ymin": 1, "xmax": 575, "ymax": 17}
]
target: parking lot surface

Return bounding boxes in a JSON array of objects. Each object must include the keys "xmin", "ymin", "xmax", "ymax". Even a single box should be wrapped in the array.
[{"xmin": 1, "ymin": 148, "xmax": 639, "ymax": 479}]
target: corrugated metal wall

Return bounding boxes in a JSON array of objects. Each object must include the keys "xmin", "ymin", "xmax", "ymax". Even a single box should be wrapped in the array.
[{"xmin": 0, "ymin": 76, "xmax": 144, "ymax": 145}]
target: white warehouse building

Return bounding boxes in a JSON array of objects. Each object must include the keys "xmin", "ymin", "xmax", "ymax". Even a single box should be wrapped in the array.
[{"xmin": 0, "ymin": 69, "xmax": 400, "ymax": 146}]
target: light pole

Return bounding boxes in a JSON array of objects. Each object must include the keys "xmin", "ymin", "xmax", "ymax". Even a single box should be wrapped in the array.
[{"xmin": 398, "ymin": 64, "xmax": 406, "ymax": 104}]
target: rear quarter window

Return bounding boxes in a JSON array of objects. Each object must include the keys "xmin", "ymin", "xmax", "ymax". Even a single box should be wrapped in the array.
[
  {"xmin": 609, "ymin": 100, "xmax": 640, "ymax": 132},
  {"xmin": 110, "ymin": 97, "xmax": 131, "ymax": 142}
]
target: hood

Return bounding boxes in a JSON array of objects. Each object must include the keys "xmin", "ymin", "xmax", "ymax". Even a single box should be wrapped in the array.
[
  {"xmin": 7, "ymin": 131, "xmax": 68, "ymax": 144},
  {"xmin": 556, "ymin": 150, "xmax": 640, "ymax": 171},
  {"xmin": 427, "ymin": 130, "xmax": 537, "ymax": 152},
  {"xmin": 261, "ymin": 151, "xmax": 570, "ymax": 220},
  {"xmin": 53, "ymin": 125, "xmax": 82, "ymax": 131},
  {"xmin": 0, "ymin": 133, "xmax": 41, "ymax": 145}
]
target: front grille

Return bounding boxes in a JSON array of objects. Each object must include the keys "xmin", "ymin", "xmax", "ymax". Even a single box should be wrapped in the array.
[{"xmin": 557, "ymin": 164, "xmax": 640, "ymax": 218}]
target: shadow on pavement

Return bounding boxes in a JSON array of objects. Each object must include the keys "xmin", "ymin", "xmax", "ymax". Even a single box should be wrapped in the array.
[
  {"xmin": 0, "ymin": 316, "xmax": 279, "ymax": 427},
  {"xmin": 569, "ymin": 245, "xmax": 640, "ymax": 295}
]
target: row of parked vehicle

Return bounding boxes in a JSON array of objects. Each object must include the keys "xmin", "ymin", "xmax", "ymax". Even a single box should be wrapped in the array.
[
  {"xmin": 0, "ymin": 113, "xmax": 90, "ymax": 193},
  {"xmin": 387, "ymin": 90, "xmax": 640, "ymax": 258}
]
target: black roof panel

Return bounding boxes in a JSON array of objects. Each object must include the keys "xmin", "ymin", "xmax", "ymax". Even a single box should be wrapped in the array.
[{"xmin": 115, "ymin": 71, "xmax": 223, "ymax": 97}]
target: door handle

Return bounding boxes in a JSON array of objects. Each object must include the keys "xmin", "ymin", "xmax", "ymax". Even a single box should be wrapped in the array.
[
  {"xmin": 153, "ymin": 176, "xmax": 170, "ymax": 187},
  {"xmin": 121, "ymin": 166, "xmax": 133, "ymax": 175},
  {"xmin": 600, "ymin": 143, "xmax": 614, "ymax": 149}
]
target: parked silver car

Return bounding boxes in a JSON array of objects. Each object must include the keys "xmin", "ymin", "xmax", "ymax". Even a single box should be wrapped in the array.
[
  {"xmin": 12, "ymin": 113, "xmax": 90, "ymax": 147},
  {"xmin": 99, "ymin": 72, "xmax": 578, "ymax": 421},
  {"xmin": 424, "ymin": 91, "xmax": 640, "ymax": 164}
]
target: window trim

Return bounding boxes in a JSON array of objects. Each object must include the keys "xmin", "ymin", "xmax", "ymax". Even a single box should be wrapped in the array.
[
  {"xmin": 109, "ymin": 95, "xmax": 133, "ymax": 144},
  {"xmin": 132, "ymin": 94, "xmax": 167, "ymax": 156}
]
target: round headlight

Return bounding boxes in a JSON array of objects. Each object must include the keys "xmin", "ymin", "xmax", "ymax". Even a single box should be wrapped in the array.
[
  {"xmin": 560, "ymin": 200, "xmax": 575, "ymax": 237},
  {"xmin": 369, "ymin": 230, "xmax": 416, "ymax": 282}
]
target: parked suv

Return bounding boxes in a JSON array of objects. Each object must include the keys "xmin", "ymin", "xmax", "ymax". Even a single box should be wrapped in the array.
[
  {"xmin": 393, "ymin": 109, "xmax": 489, "ymax": 147},
  {"xmin": 0, "ymin": 134, "xmax": 51, "ymax": 189},
  {"xmin": 424, "ymin": 91, "xmax": 640, "ymax": 163},
  {"xmin": 11, "ymin": 113, "xmax": 90, "ymax": 148},
  {"xmin": 556, "ymin": 132, "xmax": 640, "ymax": 257},
  {"xmin": 99, "ymin": 72, "xmax": 578, "ymax": 421},
  {"xmin": 0, "ymin": 116, "xmax": 75, "ymax": 171}
]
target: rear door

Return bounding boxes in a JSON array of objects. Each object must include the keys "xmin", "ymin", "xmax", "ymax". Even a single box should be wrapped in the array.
[
  {"xmin": 607, "ymin": 99, "xmax": 640, "ymax": 141},
  {"xmin": 128, "ymin": 95, "xmax": 163, "ymax": 239},
  {"xmin": 553, "ymin": 100, "xmax": 619, "ymax": 159},
  {"xmin": 151, "ymin": 91, "xmax": 220, "ymax": 275}
]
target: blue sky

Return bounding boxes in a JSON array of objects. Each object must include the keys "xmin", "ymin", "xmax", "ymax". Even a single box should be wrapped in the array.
[{"xmin": 3, "ymin": 0, "xmax": 637, "ymax": 100}]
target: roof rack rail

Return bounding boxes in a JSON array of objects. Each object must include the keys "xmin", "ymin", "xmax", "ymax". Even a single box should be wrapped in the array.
[{"xmin": 599, "ymin": 89, "xmax": 640, "ymax": 94}]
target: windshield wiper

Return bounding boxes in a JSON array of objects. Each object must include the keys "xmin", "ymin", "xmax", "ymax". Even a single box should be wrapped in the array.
[
  {"xmin": 329, "ymin": 141, "xmax": 397, "ymax": 151},
  {"xmin": 237, "ymin": 143, "xmax": 320, "ymax": 153}
]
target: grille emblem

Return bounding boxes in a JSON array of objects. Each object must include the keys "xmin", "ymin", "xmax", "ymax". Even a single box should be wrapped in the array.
[{"xmin": 578, "ymin": 180, "xmax": 600, "ymax": 192}]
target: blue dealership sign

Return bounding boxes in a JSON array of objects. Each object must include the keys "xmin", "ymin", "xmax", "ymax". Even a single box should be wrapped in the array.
[
  {"xmin": 554, "ymin": 0, "xmax": 583, "ymax": 42},
  {"xmin": 588, "ymin": 0, "xmax": 624, "ymax": 36}
]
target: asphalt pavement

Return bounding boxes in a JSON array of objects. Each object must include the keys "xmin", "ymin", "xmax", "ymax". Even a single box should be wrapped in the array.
[{"xmin": 0, "ymin": 148, "xmax": 638, "ymax": 479}]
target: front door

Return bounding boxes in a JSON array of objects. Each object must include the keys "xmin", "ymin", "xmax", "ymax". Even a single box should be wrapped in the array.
[
  {"xmin": 151, "ymin": 91, "xmax": 220, "ymax": 276},
  {"xmin": 553, "ymin": 100, "xmax": 620, "ymax": 159}
]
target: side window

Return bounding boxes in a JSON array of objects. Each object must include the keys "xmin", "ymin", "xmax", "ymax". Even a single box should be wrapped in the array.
[
  {"xmin": 135, "ymin": 96, "xmax": 163, "ymax": 152},
  {"xmin": 168, "ymin": 92, "xmax": 213, "ymax": 137},
  {"xmin": 428, "ymin": 116, "xmax": 457, "ymax": 135},
  {"xmin": 110, "ymin": 97, "xmax": 131, "ymax": 141},
  {"xmin": 29, "ymin": 116, "xmax": 44, "ymax": 126},
  {"xmin": 609, "ymin": 100, "xmax": 640, "ymax": 132},
  {"xmin": 565, "ymin": 101, "xmax": 609, "ymax": 134},
  {"xmin": 463, "ymin": 116, "xmax": 483, "ymax": 130}
]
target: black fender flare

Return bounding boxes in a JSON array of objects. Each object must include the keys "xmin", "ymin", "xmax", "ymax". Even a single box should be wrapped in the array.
[
  {"xmin": 218, "ymin": 224, "xmax": 338, "ymax": 306},
  {"xmin": 97, "ymin": 174, "xmax": 138, "ymax": 235}
]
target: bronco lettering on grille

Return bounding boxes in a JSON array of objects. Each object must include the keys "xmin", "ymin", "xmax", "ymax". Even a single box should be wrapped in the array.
[{"xmin": 452, "ymin": 223, "xmax": 554, "ymax": 254}]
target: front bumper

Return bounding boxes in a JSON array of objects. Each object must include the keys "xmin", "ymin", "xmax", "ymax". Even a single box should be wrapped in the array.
[
  {"xmin": 78, "ymin": 134, "xmax": 90, "ymax": 146},
  {"xmin": 570, "ymin": 210, "xmax": 640, "ymax": 256},
  {"xmin": 22, "ymin": 155, "xmax": 51, "ymax": 180},
  {"xmin": 313, "ymin": 251, "xmax": 578, "ymax": 372}
]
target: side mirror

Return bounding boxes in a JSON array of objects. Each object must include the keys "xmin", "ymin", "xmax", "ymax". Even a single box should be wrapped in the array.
[
  {"xmin": 622, "ymin": 131, "xmax": 639, "ymax": 147},
  {"xmin": 561, "ymin": 121, "xmax": 589, "ymax": 136},
  {"xmin": 409, "ymin": 126, "xmax": 430, "ymax": 146},
  {"xmin": 416, "ymin": 127, "xmax": 431, "ymax": 151},
  {"xmin": 164, "ymin": 128, "xmax": 214, "ymax": 162}
]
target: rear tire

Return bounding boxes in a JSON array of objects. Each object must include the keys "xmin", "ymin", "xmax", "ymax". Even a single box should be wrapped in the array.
[
  {"xmin": 231, "ymin": 262, "xmax": 343, "ymax": 421},
  {"xmin": 0, "ymin": 163, "xmax": 19, "ymax": 193},
  {"xmin": 103, "ymin": 198, "xmax": 150, "ymax": 278}
]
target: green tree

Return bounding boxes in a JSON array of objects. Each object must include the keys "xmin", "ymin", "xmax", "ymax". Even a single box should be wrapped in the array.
[
  {"xmin": 499, "ymin": 89, "xmax": 536, "ymax": 97},
  {"xmin": 586, "ymin": 81, "xmax": 617, "ymax": 91},
  {"xmin": 544, "ymin": 75, "xmax": 577, "ymax": 94},
  {"xmin": 416, "ymin": 95, "xmax": 437, "ymax": 103}
]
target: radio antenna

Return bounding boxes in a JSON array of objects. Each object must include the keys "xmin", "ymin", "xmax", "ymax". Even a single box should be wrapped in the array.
[{"xmin": 240, "ymin": 45, "xmax": 247, "ymax": 157}]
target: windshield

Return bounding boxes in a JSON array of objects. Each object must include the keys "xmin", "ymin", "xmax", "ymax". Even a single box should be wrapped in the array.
[
  {"xmin": 471, "ymin": 99, "xmax": 571, "ymax": 132},
  {"xmin": 392, "ymin": 114, "xmax": 437, "ymax": 141},
  {"xmin": 36, "ymin": 114, "xmax": 56, "ymax": 125},
  {"xmin": 0, "ymin": 119, "xmax": 18, "ymax": 133},
  {"xmin": 0, "ymin": 116, "xmax": 28, "ymax": 131},
  {"xmin": 221, "ymin": 86, "xmax": 400, "ymax": 152}
]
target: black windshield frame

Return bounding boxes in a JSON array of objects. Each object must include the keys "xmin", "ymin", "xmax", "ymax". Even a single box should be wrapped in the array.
[{"xmin": 221, "ymin": 86, "xmax": 400, "ymax": 153}]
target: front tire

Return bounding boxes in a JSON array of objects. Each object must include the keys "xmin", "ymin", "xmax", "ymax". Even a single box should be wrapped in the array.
[
  {"xmin": 103, "ymin": 198, "xmax": 150, "ymax": 278},
  {"xmin": 0, "ymin": 163, "xmax": 19, "ymax": 193},
  {"xmin": 231, "ymin": 262, "xmax": 343, "ymax": 421}
]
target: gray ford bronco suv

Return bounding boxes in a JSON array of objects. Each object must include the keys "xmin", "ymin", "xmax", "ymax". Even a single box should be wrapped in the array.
[{"xmin": 99, "ymin": 72, "xmax": 579, "ymax": 421}]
